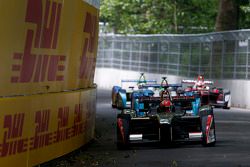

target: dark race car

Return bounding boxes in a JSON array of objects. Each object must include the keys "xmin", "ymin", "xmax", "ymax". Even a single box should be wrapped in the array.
[
  {"xmin": 182, "ymin": 75, "xmax": 231, "ymax": 109},
  {"xmin": 116, "ymin": 85, "xmax": 216, "ymax": 149}
]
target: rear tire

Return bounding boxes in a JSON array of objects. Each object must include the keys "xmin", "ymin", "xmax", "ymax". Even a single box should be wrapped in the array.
[
  {"xmin": 223, "ymin": 106, "xmax": 230, "ymax": 110},
  {"xmin": 223, "ymin": 101, "xmax": 230, "ymax": 110}
]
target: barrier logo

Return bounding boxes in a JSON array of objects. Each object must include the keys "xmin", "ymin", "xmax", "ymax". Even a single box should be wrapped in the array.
[
  {"xmin": 11, "ymin": 0, "xmax": 66, "ymax": 83},
  {"xmin": 30, "ymin": 110, "xmax": 52, "ymax": 150},
  {"xmin": 0, "ymin": 102, "xmax": 91, "ymax": 157},
  {"xmin": 79, "ymin": 12, "xmax": 98, "ymax": 80},
  {"xmin": 0, "ymin": 113, "xmax": 28, "ymax": 157}
]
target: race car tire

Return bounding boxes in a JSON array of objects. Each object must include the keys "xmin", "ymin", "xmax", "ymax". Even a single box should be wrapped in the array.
[
  {"xmin": 160, "ymin": 125, "xmax": 172, "ymax": 146},
  {"xmin": 222, "ymin": 89, "xmax": 231, "ymax": 109},
  {"xmin": 112, "ymin": 93, "xmax": 119, "ymax": 108},
  {"xmin": 200, "ymin": 109, "xmax": 216, "ymax": 147},
  {"xmin": 223, "ymin": 105, "xmax": 230, "ymax": 110},
  {"xmin": 112, "ymin": 86, "xmax": 122, "ymax": 108},
  {"xmin": 223, "ymin": 96, "xmax": 231, "ymax": 110},
  {"xmin": 117, "ymin": 114, "xmax": 130, "ymax": 149},
  {"xmin": 111, "ymin": 94, "xmax": 117, "ymax": 108}
]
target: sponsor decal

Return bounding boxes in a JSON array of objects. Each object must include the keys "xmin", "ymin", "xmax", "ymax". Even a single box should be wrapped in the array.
[
  {"xmin": 54, "ymin": 107, "xmax": 70, "ymax": 142},
  {"xmin": 0, "ymin": 103, "xmax": 89, "ymax": 157},
  {"xmin": 11, "ymin": 0, "xmax": 66, "ymax": 83},
  {"xmin": 30, "ymin": 110, "xmax": 52, "ymax": 150},
  {"xmin": 0, "ymin": 113, "xmax": 27, "ymax": 157},
  {"xmin": 79, "ymin": 12, "xmax": 98, "ymax": 80}
]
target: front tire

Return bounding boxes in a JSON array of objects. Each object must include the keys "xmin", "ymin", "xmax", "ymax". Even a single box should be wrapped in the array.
[
  {"xmin": 200, "ymin": 109, "xmax": 216, "ymax": 147},
  {"xmin": 160, "ymin": 125, "xmax": 172, "ymax": 147},
  {"xmin": 117, "ymin": 114, "xmax": 130, "ymax": 149}
]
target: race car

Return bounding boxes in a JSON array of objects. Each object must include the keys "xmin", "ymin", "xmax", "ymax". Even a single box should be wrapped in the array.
[
  {"xmin": 182, "ymin": 75, "xmax": 231, "ymax": 109},
  {"xmin": 116, "ymin": 84, "xmax": 216, "ymax": 149},
  {"xmin": 111, "ymin": 73, "xmax": 156, "ymax": 109}
]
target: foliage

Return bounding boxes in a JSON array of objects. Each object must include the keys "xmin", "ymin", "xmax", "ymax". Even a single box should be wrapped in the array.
[
  {"xmin": 240, "ymin": 5, "xmax": 250, "ymax": 29},
  {"xmin": 100, "ymin": 0, "xmax": 219, "ymax": 34}
]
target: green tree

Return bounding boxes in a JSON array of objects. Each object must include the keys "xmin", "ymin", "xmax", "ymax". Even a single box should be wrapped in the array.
[{"xmin": 100, "ymin": 0, "xmax": 218, "ymax": 34}]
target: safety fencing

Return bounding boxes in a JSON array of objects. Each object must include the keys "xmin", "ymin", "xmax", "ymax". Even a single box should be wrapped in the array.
[
  {"xmin": 97, "ymin": 30, "xmax": 250, "ymax": 80},
  {"xmin": 84, "ymin": 0, "xmax": 100, "ymax": 9}
]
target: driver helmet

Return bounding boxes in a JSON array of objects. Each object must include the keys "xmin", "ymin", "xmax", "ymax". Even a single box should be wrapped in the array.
[
  {"xmin": 196, "ymin": 75, "xmax": 205, "ymax": 89},
  {"xmin": 160, "ymin": 90, "xmax": 170, "ymax": 100},
  {"xmin": 197, "ymin": 75, "xmax": 204, "ymax": 82}
]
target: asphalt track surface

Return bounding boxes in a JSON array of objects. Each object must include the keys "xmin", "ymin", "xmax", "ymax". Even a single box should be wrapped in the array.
[{"xmin": 42, "ymin": 89, "xmax": 250, "ymax": 167}]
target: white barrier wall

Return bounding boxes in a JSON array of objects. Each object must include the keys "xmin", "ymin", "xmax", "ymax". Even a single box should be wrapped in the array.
[{"xmin": 95, "ymin": 68, "xmax": 250, "ymax": 109}]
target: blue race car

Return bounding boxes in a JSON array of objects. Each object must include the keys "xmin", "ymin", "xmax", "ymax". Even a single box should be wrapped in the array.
[{"xmin": 112, "ymin": 73, "xmax": 156, "ymax": 109}]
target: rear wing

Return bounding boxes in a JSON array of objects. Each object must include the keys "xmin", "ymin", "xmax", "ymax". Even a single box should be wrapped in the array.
[
  {"xmin": 204, "ymin": 81, "xmax": 214, "ymax": 85},
  {"xmin": 121, "ymin": 79, "xmax": 157, "ymax": 88},
  {"xmin": 182, "ymin": 80, "xmax": 196, "ymax": 84},
  {"xmin": 141, "ymin": 83, "xmax": 182, "ymax": 89},
  {"xmin": 171, "ymin": 95, "xmax": 195, "ymax": 102},
  {"xmin": 121, "ymin": 79, "xmax": 157, "ymax": 83},
  {"xmin": 139, "ymin": 96, "xmax": 161, "ymax": 102},
  {"xmin": 182, "ymin": 80, "xmax": 214, "ymax": 85}
]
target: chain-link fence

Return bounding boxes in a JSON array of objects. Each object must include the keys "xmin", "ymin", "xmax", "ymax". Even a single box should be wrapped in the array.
[
  {"xmin": 96, "ymin": 30, "xmax": 250, "ymax": 79},
  {"xmin": 84, "ymin": 0, "xmax": 100, "ymax": 9}
]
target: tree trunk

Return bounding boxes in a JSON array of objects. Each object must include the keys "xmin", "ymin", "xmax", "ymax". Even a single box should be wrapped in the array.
[
  {"xmin": 174, "ymin": 0, "xmax": 178, "ymax": 33},
  {"xmin": 215, "ymin": 0, "xmax": 239, "ymax": 31}
]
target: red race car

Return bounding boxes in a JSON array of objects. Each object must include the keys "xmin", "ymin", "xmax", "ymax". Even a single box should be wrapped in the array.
[{"xmin": 182, "ymin": 75, "xmax": 231, "ymax": 109}]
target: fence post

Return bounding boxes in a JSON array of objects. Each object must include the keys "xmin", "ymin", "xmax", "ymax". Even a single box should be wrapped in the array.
[
  {"xmin": 167, "ymin": 42, "xmax": 170, "ymax": 74},
  {"xmin": 221, "ymin": 40, "xmax": 225, "ymax": 79},
  {"xmin": 209, "ymin": 42, "xmax": 213, "ymax": 78},
  {"xmin": 139, "ymin": 42, "xmax": 142, "ymax": 72},
  {"xmin": 120, "ymin": 40, "xmax": 124, "ymax": 70},
  {"xmin": 102, "ymin": 37, "xmax": 105, "ymax": 68},
  {"xmin": 246, "ymin": 39, "xmax": 249, "ymax": 79},
  {"xmin": 177, "ymin": 43, "xmax": 181, "ymax": 76},
  {"xmin": 147, "ymin": 42, "xmax": 151, "ymax": 73},
  {"xmin": 157, "ymin": 41, "xmax": 160, "ymax": 74},
  {"xmin": 111, "ymin": 36, "xmax": 114, "ymax": 69},
  {"xmin": 199, "ymin": 42, "xmax": 201, "ymax": 75},
  {"xmin": 188, "ymin": 43, "xmax": 191, "ymax": 77},
  {"xmin": 129, "ymin": 40, "xmax": 132, "ymax": 71},
  {"xmin": 233, "ymin": 41, "xmax": 237, "ymax": 79}
]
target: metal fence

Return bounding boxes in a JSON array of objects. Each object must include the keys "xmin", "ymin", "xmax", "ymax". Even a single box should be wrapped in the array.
[
  {"xmin": 84, "ymin": 0, "xmax": 100, "ymax": 9},
  {"xmin": 96, "ymin": 30, "xmax": 250, "ymax": 79}
]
